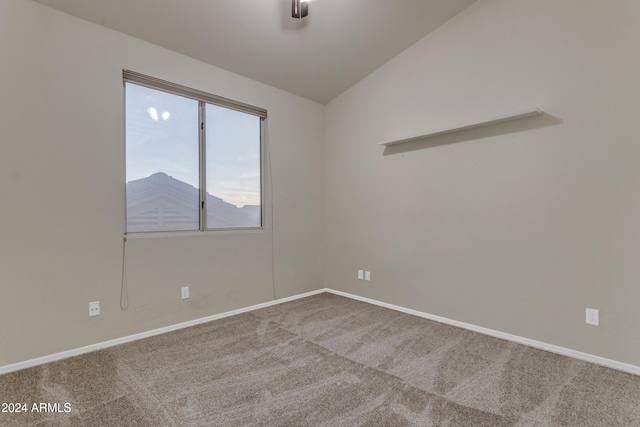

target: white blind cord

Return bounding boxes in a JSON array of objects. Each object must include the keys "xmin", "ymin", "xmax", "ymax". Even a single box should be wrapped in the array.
[
  {"xmin": 266, "ymin": 120, "xmax": 277, "ymax": 301},
  {"xmin": 120, "ymin": 235, "xmax": 129, "ymax": 310}
]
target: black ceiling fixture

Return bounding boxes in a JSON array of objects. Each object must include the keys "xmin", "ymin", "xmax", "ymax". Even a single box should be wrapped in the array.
[{"xmin": 292, "ymin": 0, "xmax": 309, "ymax": 21}]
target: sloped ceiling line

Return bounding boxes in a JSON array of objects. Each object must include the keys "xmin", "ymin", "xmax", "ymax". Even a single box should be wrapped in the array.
[{"xmin": 32, "ymin": 0, "xmax": 477, "ymax": 103}]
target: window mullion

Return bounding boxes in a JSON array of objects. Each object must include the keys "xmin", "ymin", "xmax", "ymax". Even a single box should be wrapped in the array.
[{"xmin": 199, "ymin": 101, "xmax": 207, "ymax": 231}]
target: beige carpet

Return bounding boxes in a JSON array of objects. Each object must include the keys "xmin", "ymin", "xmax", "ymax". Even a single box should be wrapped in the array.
[{"xmin": 1, "ymin": 293, "xmax": 639, "ymax": 426}]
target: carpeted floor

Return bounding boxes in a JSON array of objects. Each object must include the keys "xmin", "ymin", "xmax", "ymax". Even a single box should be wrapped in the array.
[{"xmin": 1, "ymin": 293, "xmax": 640, "ymax": 426}]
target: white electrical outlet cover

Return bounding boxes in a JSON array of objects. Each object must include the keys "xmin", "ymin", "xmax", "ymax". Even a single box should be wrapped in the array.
[
  {"xmin": 365, "ymin": 271, "xmax": 371, "ymax": 281},
  {"xmin": 586, "ymin": 308, "xmax": 599, "ymax": 326},
  {"xmin": 89, "ymin": 301, "xmax": 100, "ymax": 317},
  {"xmin": 357, "ymin": 270, "xmax": 364, "ymax": 280}
]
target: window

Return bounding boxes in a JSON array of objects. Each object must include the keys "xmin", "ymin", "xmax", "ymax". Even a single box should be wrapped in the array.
[{"xmin": 124, "ymin": 71, "xmax": 266, "ymax": 233}]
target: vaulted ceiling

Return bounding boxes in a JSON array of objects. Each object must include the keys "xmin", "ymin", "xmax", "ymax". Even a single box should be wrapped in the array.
[{"xmin": 32, "ymin": 0, "xmax": 477, "ymax": 103}]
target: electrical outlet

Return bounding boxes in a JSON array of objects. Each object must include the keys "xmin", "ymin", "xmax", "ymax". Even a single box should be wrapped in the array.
[
  {"xmin": 357, "ymin": 270, "xmax": 364, "ymax": 280},
  {"xmin": 365, "ymin": 271, "xmax": 371, "ymax": 281},
  {"xmin": 181, "ymin": 286, "xmax": 190, "ymax": 300},
  {"xmin": 89, "ymin": 301, "xmax": 100, "ymax": 317},
  {"xmin": 586, "ymin": 308, "xmax": 599, "ymax": 326}
]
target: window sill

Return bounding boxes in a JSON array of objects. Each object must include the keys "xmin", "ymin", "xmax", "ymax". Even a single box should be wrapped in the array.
[{"xmin": 124, "ymin": 227, "xmax": 266, "ymax": 240}]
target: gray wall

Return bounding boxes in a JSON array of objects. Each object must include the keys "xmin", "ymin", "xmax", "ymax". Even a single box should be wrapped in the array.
[
  {"xmin": 0, "ymin": 0, "xmax": 325, "ymax": 366},
  {"xmin": 325, "ymin": 0, "xmax": 640, "ymax": 366}
]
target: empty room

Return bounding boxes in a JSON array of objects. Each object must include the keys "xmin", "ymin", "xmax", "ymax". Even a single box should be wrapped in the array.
[{"xmin": 1, "ymin": 0, "xmax": 640, "ymax": 425}]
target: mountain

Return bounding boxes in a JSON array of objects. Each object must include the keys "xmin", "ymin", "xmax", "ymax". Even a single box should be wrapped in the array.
[{"xmin": 126, "ymin": 172, "xmax": 260, "ymax": 232}]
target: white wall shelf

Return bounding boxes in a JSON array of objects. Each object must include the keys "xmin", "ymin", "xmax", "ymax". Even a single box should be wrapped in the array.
[{"xmin": 379, "ymin": 108, "xmax": 543, "ymax": 147}]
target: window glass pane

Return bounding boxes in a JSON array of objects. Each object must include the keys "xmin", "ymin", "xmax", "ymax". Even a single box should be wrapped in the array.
[
  {"xmin": 205, "ymin": 104, "xmax": 261, "ymax": 228},
  {"xmin": 126, "ymin": 83, "xmax": 200, "ymax": 232}
]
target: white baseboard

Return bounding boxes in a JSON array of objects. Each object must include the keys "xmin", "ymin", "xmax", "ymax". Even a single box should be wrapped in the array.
[
  {"xmin": 0, "ymin": 289, "xmax": 325, "ymax": 376},
  {"xmin": 326, "ymin": 288, "xmax": 640, "ymax": 377},
  {"xmin": 2, "ymin": 287, "xmax": 638, "ymax": 377}
]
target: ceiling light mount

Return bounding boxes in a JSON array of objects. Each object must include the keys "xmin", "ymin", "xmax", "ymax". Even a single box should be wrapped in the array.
[{"xmin": 292, "ymin": 0, "xmax": 309, "ymax": 21}]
